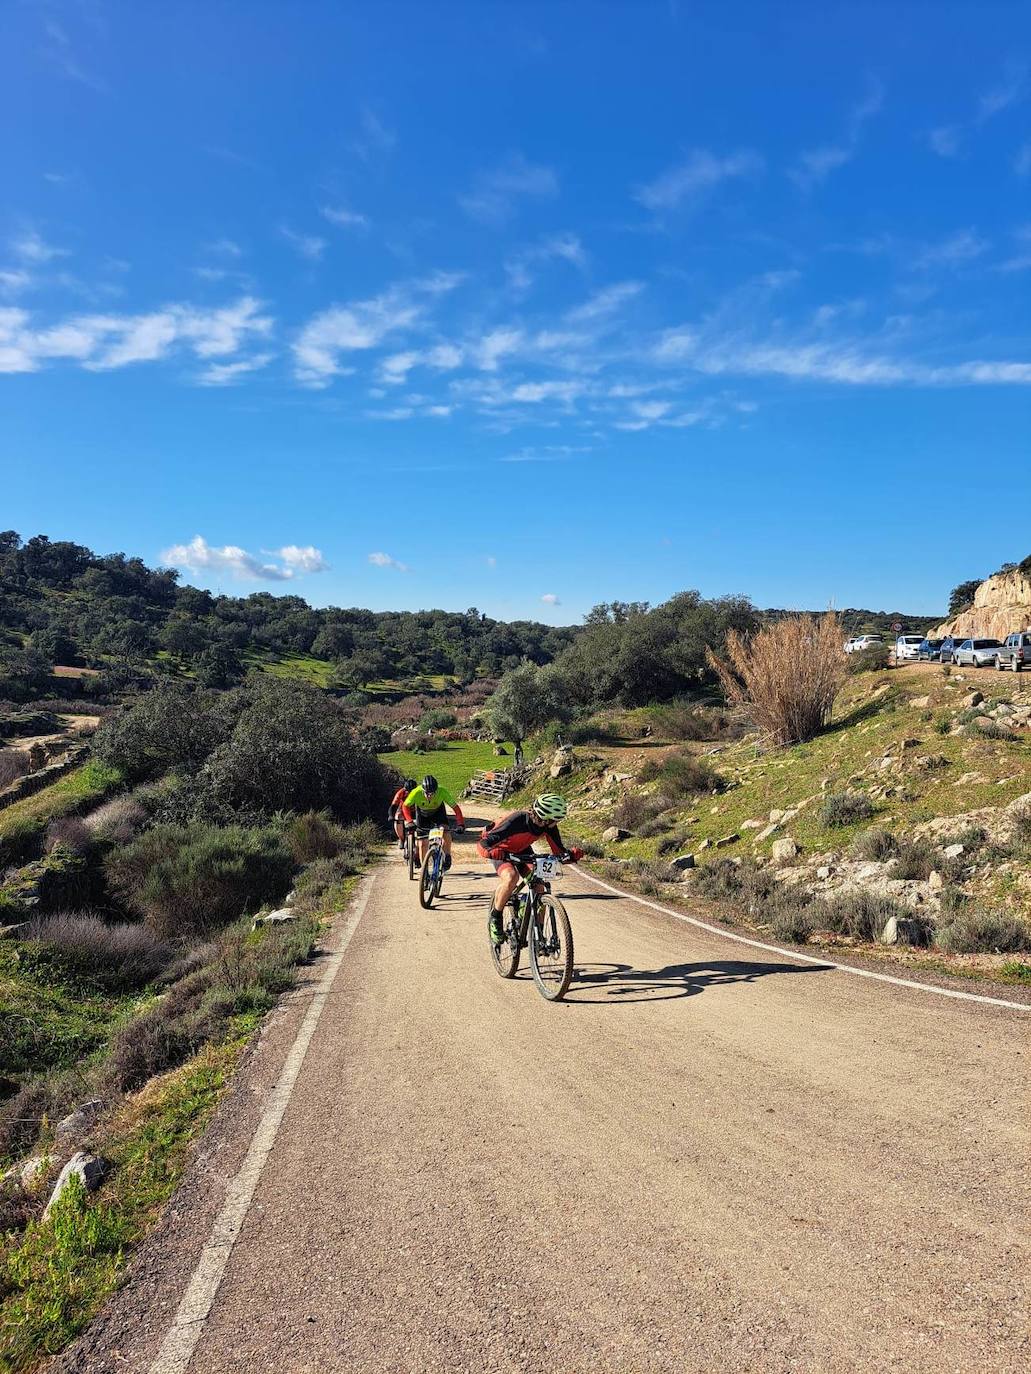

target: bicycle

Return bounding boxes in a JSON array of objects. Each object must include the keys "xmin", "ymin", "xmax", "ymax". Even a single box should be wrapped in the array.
[
  {"xmin": 488, "ymin": 853, "xmax": 574, "ymax": 1001},
  {"xmin": 403, "ymin": 822, "xmax": 419, "ymax": 881},
  {"xmin": 418, "ymin": 824, "xmax": 447, "ymax": 908}
]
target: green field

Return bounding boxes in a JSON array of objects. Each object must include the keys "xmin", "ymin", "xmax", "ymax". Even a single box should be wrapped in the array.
[{"xmin": 379, "ymin": 739, "xmax": 513, "ymax": 796}]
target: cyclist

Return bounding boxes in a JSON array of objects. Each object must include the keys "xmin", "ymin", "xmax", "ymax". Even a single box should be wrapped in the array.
[
  {"xmin": 478, "ymin": 793, "xmax": 582, "ymax": 945},
  {"xmin": 401, "ymin": 774, "xmax": 465, "ymax": 870},
  {"xmin": 388, "ymin": 778, "xmax": 416, "ymax": 850}
]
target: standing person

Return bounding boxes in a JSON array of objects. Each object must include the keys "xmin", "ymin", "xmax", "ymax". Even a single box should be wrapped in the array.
[
  {"xmin": 478, "ymin": 794, "xmax": 582, "ymax": 945},
  {"xmin": 401, "ymin": 775, "xmax": 465, "ymax": 870},
  {"xmin": 388, "ymin": 779, "xmax": 416, "ymax": 850},
  {"xmin": 514, "ymin": 739, "xmax": 524, "ymax": 767}
]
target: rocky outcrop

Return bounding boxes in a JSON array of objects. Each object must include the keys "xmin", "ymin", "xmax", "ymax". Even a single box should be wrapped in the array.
[{"xmin": 935, "ymin": 567, "xmax": 1031, "ymax": 640}]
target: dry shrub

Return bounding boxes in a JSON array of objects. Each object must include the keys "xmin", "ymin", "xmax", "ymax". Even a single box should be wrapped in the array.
[
  {"xmin": 82, "ymin": 794, "xmax": 147, "ymax": 845},
  {"xmin": 638, "ymin": 751, "xmax": 724, "ymax": 797},
  {"xmin": 707, "ymin": 612, "xmax": 846, "ymax": 746},
  {"xmin": 44, "ymin": 817, "xmax": 94, "ymax": 854},
  {"xmin": 819, "ymin": 792, "xmax": 874, "ymax": 828},
  {"xmin": 850, "ymin": 827, "xmax": 898, "ymax": 861},
  {"xmin": 23, "ymin": 913, "xmax": 171, "ymax": 992},
  {"xmin": 283, "ymin": 811, "xmax": 351, "ymax": 864},
  {"xmin": 0, "ymin": 749, "xmax": 31, "ymax": 790},
  {"xmin": 821, "ymin": 891, "xmax": 908, "ymax": 942},
  {"xmin": 612, "ymin": 793, "xmax": 669, "ymax": 831},
  {"xmin": 935, "ymin": 910, "xmax": 1030, "ymax": 954},
  {"xmin": 652, "ymin": 704, "xmax": 742, "ymax": 742}
]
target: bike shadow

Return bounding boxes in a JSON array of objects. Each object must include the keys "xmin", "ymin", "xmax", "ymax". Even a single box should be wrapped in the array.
[{"xmin": 563, "ymin": 958, "xmax": 831, "ymax": 1005}]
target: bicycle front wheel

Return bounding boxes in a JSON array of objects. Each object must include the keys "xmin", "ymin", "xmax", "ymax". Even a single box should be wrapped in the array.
[
  {"xmin": 418, "ymin": 849, "xmax": 439, "ymax": 909},
  {"xmin": 529, "ymin": 894, "xmax": 574, "ymax": 1001},
  {"xmin": 489, "ymin": 900, "xmax": 521, "ymax": 978},
  {"xmin": 407, "ymin": 837, "xmax": 417, "ymax": 881}
]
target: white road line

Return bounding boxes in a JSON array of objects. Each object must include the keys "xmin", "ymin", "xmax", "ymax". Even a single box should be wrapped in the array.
[
  {"xmin": 574, "ymin": 867, "xmax": 1030, "ymax": 1013},
  {"xmin": 149, "ymin": 876, "xmax": 376, "ymax": 1374}
]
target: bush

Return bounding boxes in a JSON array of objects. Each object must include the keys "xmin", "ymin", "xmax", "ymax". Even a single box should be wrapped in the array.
[
  {"xmin": 707, "ymin": 612, "xmax": 846, "ymax": 746},
  {"xmin": 656, "ymin": 830, "xmax": 691, "ymax": 856},
  {"xmin": 768, "ymin": 899, "xmax": 816, "ymax": 944},
  {"xmin": 821, "ymin": 891, "xmax": 908, "ymax": 942},
  {"xmin": 850, "ymin": 827, "xmax": 898, "ymax": 861},
  {"xmin": 22, "ymin": 913, "xmax": 171, "ymax": 992},
  {"xmin": 975, "ymin": 719, "xmax": 1013, "ymax": 740},
  {"xmin": 105, "ymin": 823, "xmax": 294, "ymax": 939},
  {"xmin": 82, "ymin": 794, "xmax": 147, "ymax": 845},
  {"xmin": 819, "ymin": 792, "xmax": 875, "ymax": 828},
  {"xmin": 93, "ymin": 684, "xmax": 237, "ymax": 783},
  {"xmin": 934, "ymin": 713, "xmax": 952, "ymax": 734},
  {"xmin": 612, "ymin": 793, "xmax": 669, "ymax": 832},
  {"xmin": 43, "ymin": 817, "xmax": 94, "ymax": 854},
  {"xmin": 935, "ymin": 911, "xmax": 1030, "ymax": 954},
  {"xmin": 651, "ymin": 703, "xmax": 740, "ymax": 742},
  {"xmin": 846, "ymin": 643, "xmax": 891, "ymax": 674},
  {"xmin": 893, "ymin": 839, "xmax": 937, "ymax": 881},
  {"xmin": 0, "ymin": 749, "xmax": 30, "ymax": 789},
  {"xmin": 418, "ymin": 708, "xmax": 457, "ymax": 732},
  {"xmin": 637, "ymin": 751, "xmax": 724, "ymax": 798},
  {"xmin": 405, "ymin": 733, "xmax": 447, "ymax": 754},
  {"xmin": 105, "ymin": 1002, "xmax": 203, "ymax": 1092},
  {"xmin": 355, "ymin": 724, "xmax": 391, "ymax": 754},
  {"xmin": 283, "ymin": 811, "xmax": 352, "ymax": 865}
]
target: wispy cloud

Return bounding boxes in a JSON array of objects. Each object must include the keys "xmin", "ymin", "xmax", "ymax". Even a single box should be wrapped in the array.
[
  {"xmin": 566, "ymin": 281, "xmax": 644, "ymax": 323},
  {"xmin": 322, "ymin": 206, "xmax": 370, "ymax": 229},
  {"xmin": 914, "ymin": 228, "xmax": 989, "ymax": 269},
  {"xmin": 378, "ymin": 342, "xmax": 463, "ymax": 385},
  {"xmin": 928, "ymin": 125, "xmax": 961, "ymax": 158},
  {"xmin": 0, "ymin": 297, "xmax": 272, "ymax": 375},
  {"xmin": 0, "ymin": 270, "xmax": 33, "ymax": 296},
  {"xmin": 459, "ymin": 154, "xmax": 558, "ymax": 224},
  {"xmin": 352, "ymin": 108, "xmax": 396, "ymax": 162},
  {"xmin": 281, "ymin": 227, "xmax": 327, "ymax": 261},
  {"xmin": 997, "ymin": 225, "xmax": 1031, "ymax": 274},
  {"xmin": 635, "ymin": 149, "xmax": 763, "ymax": 212},
  {"xmin": 162, "ymin": 535, "xmax": 325, "ymax": 583},
  {"xmin": 12, "ymin": 231, "xmax": 70, "ymax": 264},
  {"xmin": 197, "ymin": 353, "xmax": 273, "ymax": 386},
  {"xmin": 976, "ymin": 63, "xmax": 1027, "ymax": 123},
  {"xmin": 499, "ymin": 445, "xmax": 592, "ymax": 463},
  {"xmin": 368, "ymin": 551, "xmax": 409, "ymax": 571},
  {"xmin": 42, "ymin": 16, "xmax": 105, "ymax": 92},
  {"xmin": 540, "ymin": 593, "xmax": 561, "ymax": 606},
  {"xmin": 790, "ymin": 81, "xmax": 883, "ymax": 191},
  {"xmin": 293, "ymin": 291, "xmax": 421, "ymax": 385},
  {"xmin": 505, "ymin": 233, "xmax": 587, "ymax": 290},
  {"xmin": 476, "ymin": 327, "xmax": 525, "ymax": 371}
]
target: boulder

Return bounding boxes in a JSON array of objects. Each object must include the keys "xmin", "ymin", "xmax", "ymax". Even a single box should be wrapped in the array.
[
  {"xmin": 42, "ymin": 1152, "xmax": 107, "ymax": 1221},
  {"xmin": 943, "ymin": 843, "xmax": 965, "ymax": 860},
  {"xmin": 549, "ymin": 761, "xmax": 572, "ymax": 779},
  {"xmin": 880, "ymin": 915, "xmax": 927, "ymax": 946},
  {"xmin": 55, "ymin": 1100, "xmax": 103, "ymax": 1143},
  {"xmin": 961, "ymin": 690, "xmax": 984, "ymax": 709},
  {"xmin": 252, "ymin": 909, "xmax": 297, "ymax": 929},
  {"xmin": 771, "ymin": 837, "xmax": 800, "ymax": 863},
  {"xmin": 602, "ymin": 826, "xmax": 629, "ymax": 843},
  {"xmin": 20, "ymin": 1156, "xmax": 47, "ymax": 1192},
  {"xmin": 816, "ymin": 865, "xmax": 832, "ymax": 880},
  {"xmin": 755, "ymin": 823, "xmax": 778, "ymax": 842},
  {"xmin": 927, "ymin": 870, "xmax": 944, "ymax": 891},
  {"xmin": 714, "ymin": 832, "xmax": 739, "ymax": 848},
  {"xmin": 740, "ymin": 819, "xmax": 763, "ymax": 831},
  {"xmin": 670, "ymin": 854, "xmax": 695, "ymax": 871},
  {"xmin": 697, "ymin": 838, "xmax": 712, "ymax": 852},
  {"xmin": 911, "ymin": 695, "xmax": 931, "ymax": 708},
  {"xmin": 769, "ymin": 808, "xmax": 785, "ymax": 823}
]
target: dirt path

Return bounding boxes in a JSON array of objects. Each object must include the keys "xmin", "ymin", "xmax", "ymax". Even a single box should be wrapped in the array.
[{"xmin": 60, "ymin": 820, "xmax": 1029, "ymax": 1373}]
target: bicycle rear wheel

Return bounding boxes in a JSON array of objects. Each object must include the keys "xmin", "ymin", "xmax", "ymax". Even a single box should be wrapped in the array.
[
  {"xmin": 529, "ymin": 894, "xmax": 574, "ymax": 1001},
  {"xmin": 418, "ymin": 848, "xmax": 439, "ymax": 909},
  {"xmin": 407, "ymin": 835, "xmax": 417, "ymax": 881},
  {"xmin": 489, "ymin": 899, "xmax": 521, "ymax": 978}
]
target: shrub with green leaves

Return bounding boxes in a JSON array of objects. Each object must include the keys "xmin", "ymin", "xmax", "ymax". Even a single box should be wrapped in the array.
[
  {"xmin": 637, "ymin": 750, "xmax": 724, "ymax": 799},
  {"xmin": 846, "ymin": 643, "xmax": 891, "ymax": 674},
  {"xmin": 821, "ymin": 891, "xmax": 909, "ymax": 942},
  {"xmin": 418, "ymin": 708, "xmax": 457, "ymax": 732},
  {"xmin": 105, "ymin": 823, "xmax": 294, "ymax": 939},
  {"xmin": 819, "ymin": 792, "xmax": 874, "ymax": 828},
  {"xmin": 850, "ymin": 827, "xmax": 898, "ymax": 861}
]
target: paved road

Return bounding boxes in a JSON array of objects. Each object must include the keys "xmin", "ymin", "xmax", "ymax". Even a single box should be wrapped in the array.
[{"xmin": 63, "ymin": 823, "xmax": 1029, "ymax": 1373}]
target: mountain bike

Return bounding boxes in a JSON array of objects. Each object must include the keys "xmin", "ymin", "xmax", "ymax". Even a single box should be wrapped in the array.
[
  {"xmin": 488, "ymin": 853, "xmax": 574, "ymax": 1001},
  {"xmin": 404, "ymin": 823, "xmax": 419, "ymax": 881},
  {"xmin": 418, "ymin": 825, "xmax": 447, "ymax": 909}
]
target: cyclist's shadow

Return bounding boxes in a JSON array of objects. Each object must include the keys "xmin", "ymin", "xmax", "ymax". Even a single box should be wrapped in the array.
[{"xmin": 564, "ymin": 959, "xmax": 830, "ymax": 1005}]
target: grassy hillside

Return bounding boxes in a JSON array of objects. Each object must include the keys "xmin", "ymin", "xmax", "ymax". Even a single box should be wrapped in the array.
[{"xmin": 379, "ymin": 739, "xmax": 513, "ymax": 797}]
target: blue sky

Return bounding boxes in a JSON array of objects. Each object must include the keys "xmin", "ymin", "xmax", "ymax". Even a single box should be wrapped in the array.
[{"xmin": 3, "ymin": 1, "xmax": 1030, "ymax": 623}]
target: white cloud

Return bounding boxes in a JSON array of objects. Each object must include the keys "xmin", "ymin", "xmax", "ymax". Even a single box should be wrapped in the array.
[
  {"xmin": 352, "ymin": 108, "xmax": 396, "ymax": 162},
  {"xmin": 206, "ymin": 238, "xmax": 243, "ymax": 257},
  {"xmin": 459, "ymin": 154, "xmax": 559, "ymax": 224},
  {"xmin": 368, "ymin": 551, "xmax": 409, "ymax": 571},
  {"xmin": 278, "ymin": 544, "xmax": 329, "ymax": 573},
  {"xmin": 379, "ymin": 342, "xmax": 464, "ymax": 385},
  {"xmin": 293, "ymin": 290, "xmax": 422, "ymax": 384},
  {"xmin": 198, "ymin": 352, "xmax": 273, "ymax": 385},
  {"xmin": 322, "ymin": 206, "xmax": 369, "ymax": 229},
  {"xmin": 509, "ymin": 379, "xmax": 583, "ymax": 404},
  {"xmin": 476, "ymin": 327, "xmax": 524, "ymax": 371},
  {"xmin": 566, "ymin": 281, "xmax": 644, "ymax": 323},
  {"xmin": 636, "ymin": 149, "xmax": 762, "ymax": 211},
  {"xmin": 790, "ymin": 82, "xmax": 883, "ymax": 190},
  {"xmin": 161, "ymin": 535, "xmax": 323, "ymax": 583},
  {"xmin": 976, "ymin": 64, "xmax": 1027, "ymax": 123},
  {"xmin": 915, "ymin": 229, "xmax": 988, "ymax": 269},
  {"xmin": 506, "ymin": 233, "xmax": 587, "ymax": 290},
  {"xmin": 928, "ymin": 125, "xmax": 961, "ymax": 158},
  {"xmin": 0, "ymin": 269, "xmax": 32, "ymax": 295},
  {"xmin": 12, "ymin": 231, "xmax": 69, "ymax": 264},
  {"xmin": 0, "ymin": 296, "xmax": 272, "ymax": 375},
  {"xmin": 540, "ymin": 593, "xmax": 560, "ymax": 605},
  {"xmin": 281, "ymin": 227, "xmax": 327, "ymax": 261}
]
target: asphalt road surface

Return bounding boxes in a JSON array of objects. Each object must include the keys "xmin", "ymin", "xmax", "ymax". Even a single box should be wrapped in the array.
[{"xmin": 60, "ymin": 822, "xmax": 1029, "ymax": 1374}]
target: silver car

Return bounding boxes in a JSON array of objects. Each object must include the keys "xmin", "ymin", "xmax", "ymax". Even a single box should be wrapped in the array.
[{"xmin": 953, "ymin": 637, "xmax": 1002, "ymax": 667}]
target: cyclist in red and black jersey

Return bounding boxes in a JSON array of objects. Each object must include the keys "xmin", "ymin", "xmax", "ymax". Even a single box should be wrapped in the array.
[
  {"xmin": 387, "ymin": 779, "xmax": 416, "ymax": 850},
  {"xmin": 478, "ymin": 793, "xmax": 582, "ymax": 945}
]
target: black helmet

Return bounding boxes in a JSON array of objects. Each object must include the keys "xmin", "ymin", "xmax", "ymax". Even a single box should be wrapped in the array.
[
  {"xmin": 404, "ymin": 778, "xmax": 416, "ymax": 791},
  {"xmin": 421, "ymin": 774, "xmax": 438, "ymax": 794}
]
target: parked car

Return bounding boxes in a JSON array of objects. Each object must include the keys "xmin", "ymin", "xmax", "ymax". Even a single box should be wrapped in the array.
[
  {"xmin": 916, "ymin": 638, "xmax": 944, "ymax": 661},
  {"xmin": 938, "ymin": 635, "xmax": 968, "ymax": 664},
  {"xmin": 953, "ymin": 638, "xmax": 1002, "ymax": 667},
  {"xmin": 994, "ymin": 631, "xmax": 1031, "ymax": 672},
  {"xmin": 895, "ymin": 635, "xmax": 925, "ymax": 661},
  {"xmin": 844, "ymin": 634, "xmax": 885, "ymax": 655}
]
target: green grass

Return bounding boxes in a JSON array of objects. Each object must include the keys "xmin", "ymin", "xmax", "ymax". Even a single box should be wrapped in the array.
[
  {"xmin": 379, "ymin": 738, "xmax": 513, "ymax": 796},
  {"xmin": 0, "ymin": 1040, "xmax": 238, "ymax": 1373},
  {"xmin": 255, "ymin": 654, "xmax": 337, "ymax": 688},
  {"xmin": 0, "ymin": 762, "xmax": 122, "ymax": 867}
]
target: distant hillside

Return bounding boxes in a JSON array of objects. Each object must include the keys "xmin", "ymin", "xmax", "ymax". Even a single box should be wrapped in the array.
[{"xmin": 935, "ymin": 562, "xmax": 1031, "ymax": 639}]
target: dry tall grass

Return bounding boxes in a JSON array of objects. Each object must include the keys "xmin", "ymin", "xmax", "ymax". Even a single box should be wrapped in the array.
[{"xmin": 707, "ymin": 612, "xmax": 846, "ymax": 746}]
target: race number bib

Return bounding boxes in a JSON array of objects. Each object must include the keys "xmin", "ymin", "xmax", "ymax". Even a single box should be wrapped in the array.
[
  {"xmin": 534, "ymin": 856, "xmax": 561, "ymax": 881},
  {"xmin": 428, "ymin": 826, "xmax": 445, "ymax": 840}
]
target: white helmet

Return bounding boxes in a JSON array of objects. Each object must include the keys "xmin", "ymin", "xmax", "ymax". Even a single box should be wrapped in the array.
[{"xmin": 532, "ymin": 793, "xmax": 568, "ymax": 821}]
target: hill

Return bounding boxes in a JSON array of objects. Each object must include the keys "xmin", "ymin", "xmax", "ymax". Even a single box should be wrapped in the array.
[{"xmin": 935, "ymin": 562, "xmax": 1031, "ymax": 640}]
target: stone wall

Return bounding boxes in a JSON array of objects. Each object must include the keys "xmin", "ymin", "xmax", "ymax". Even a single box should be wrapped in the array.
[
  {"xmin": 934, "ymin": 569, "xmax": 1031, "ymax": 640},
  {"xmin": 0, "ymin": 746, "xmax": 89, "ymax": 811}
]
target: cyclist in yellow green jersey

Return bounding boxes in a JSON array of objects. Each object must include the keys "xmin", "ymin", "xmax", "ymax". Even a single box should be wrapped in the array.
[{"xmin": 401, "ymin": 774, "xmax": 465, "ymax": 870}]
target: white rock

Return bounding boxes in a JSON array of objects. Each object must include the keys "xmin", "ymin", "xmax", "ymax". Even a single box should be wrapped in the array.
[
  {"xmin": 252, "ymin": 909, "xmax": 297, "ymax": 929},
  {"xmin": 602, "ymin": 826, "xmax": 629, "ymax": 843},
  {"xmin": 769, "ymin": 808, "xmax": 785, "ymax": 823},
  {"xmin": 42, "ymin": 1152, "xmax": 106, "ymax": 1220},
  {"xmin": 771, "ymin": 837, "xmax": 800, "ymax": 863},
  {"xmin": 55, "ymin": 1100, "xmax": 103, "ymax": 1142},
  {"xmin": 816, "ymin": 865, "xmax": 832, "ymax": 880},
  {"xmin": 943, "ymin": 843, "xmax": 965, "ymax": 859},
  {"xmin": 20, "ymin": 1156, "xmax": 47, "ymax": 1191},
  {"xmin": 740, "ymin": 819, "xmax": 763, "ymax": 831}
]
